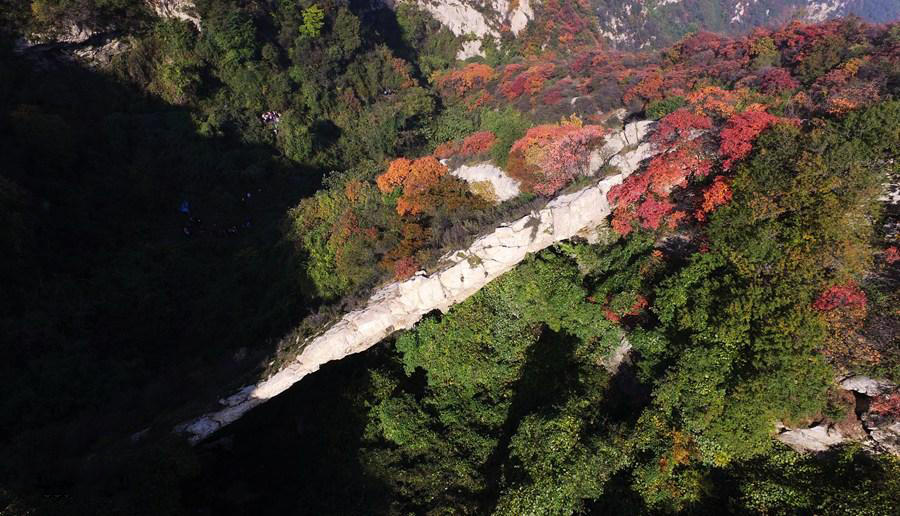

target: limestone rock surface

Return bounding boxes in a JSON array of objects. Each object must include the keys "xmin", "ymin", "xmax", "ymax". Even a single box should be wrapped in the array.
[
  {"xmin": 776, "ymin": 423, "xmax": 846, "ymax": 453},
  {"xmin": 451, "ymin": 162, "xmax": 521, "ymax": 201},
  {"xmin": 840, "ymin": 375, "xmax": 897, "ymax": 396},
  {"xmin": 384, "ymin": 0, "xmax": 533, "ymax": 58}
]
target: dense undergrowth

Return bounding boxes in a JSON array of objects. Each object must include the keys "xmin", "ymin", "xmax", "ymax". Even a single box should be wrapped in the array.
[{"xmin": 0, "ymin": 1, "xmax": 899, "ymax": 514}]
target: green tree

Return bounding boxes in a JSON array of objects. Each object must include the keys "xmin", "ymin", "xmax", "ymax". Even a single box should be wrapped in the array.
[
  {"xmin": 299, "ymin": 5, "xmax": 325, "ymax": 40},
  {"xmin": 480, "ymin": 107, "xmax": 531, "ymax": 167},
  {"xmin": 362, "ymin": 251, "xmax": 623, "ymax": 512},
  {"xmin": 645, "ymin": 96, "xmax": 686, "ymax": 120},
  {"xmin": 626, "ymin": 106, "xmax": 894, "ymax": 510}
]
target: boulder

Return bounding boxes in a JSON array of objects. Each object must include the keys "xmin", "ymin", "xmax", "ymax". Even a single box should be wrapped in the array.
[
  {"xmin": 451, "ymin": 162, "xmax": 521, "ymax": 202},
  {"xmin": 840, "ymin": 375, "xmax": 897, "ymax": 396},
  {"xmin": 776, "ymin": 424, "xmax": 845, "ymax": 453}
]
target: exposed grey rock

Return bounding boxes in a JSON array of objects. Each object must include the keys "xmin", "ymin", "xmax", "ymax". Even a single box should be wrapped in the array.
[
  {"xmin": 451, "ymin": 162, "xmax": 521, "ymax": 201},
  {"xmin": 381, "ymin": 0, "xmax": 533, "ymax": 58},
  {"xmin": 69, "ymin": 38, "xmax": 130, "ymax": 68},
  {"xmin": 602, "ymin": 336, "xmax": 632, "ymax": 374},
  {"xmin": 777, "ymin": 377, "xmax": 899, "ymax": 456},
  {"xmin": 24, "ymin": 22, "xmax": 97, "ymax": 47},
  {"xmin": 840, "ymin": 375, "xmax": 897, "ymax": 397},
  {"xmin": 130, "ymin": 427, "xmax": 151, "ymax": 443},
  {"xmin": 177, "ymin": 121, "xmax": 657, "ymax": 443},
  {"xmin": 146, "ymin": 0, "xmax": 201, "ymax": 30},
  {"xmin": 865, "ymin": 416, "xmax": 900, "ymax": 455},
  {"xmin": 776, "ymin": 423, "xmax": 845, "ymax": 453}
]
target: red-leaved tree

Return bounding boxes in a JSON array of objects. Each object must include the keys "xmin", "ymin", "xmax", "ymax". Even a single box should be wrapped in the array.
[
  {"xmin": 460, "ymin": 131, "xmax": 497, "ymax": 157},
  {"xmin": 718, "ymin": 110, "xmax": 782, "ymax": 169},
  {"xmin": 695, "ymin": 176, "xmax": 733, "ymax": 221},
  {"xmin": 812, "ymin": 283, "xmax": 867, "ymax": 312},
  {"xmin": 507, "ymin": 121, "xmax": 605, "ymax": 195}
]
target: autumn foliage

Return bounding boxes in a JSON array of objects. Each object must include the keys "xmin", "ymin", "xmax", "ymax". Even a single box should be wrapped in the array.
[
  {"xmin": 653, "ymin": 108, "xmax": 712, "ymax": 147},
  {"xmin": 685, "ymin": 87, "xmax": 751, "ymax": 119},
  {"xmin": 433, "ymin": 140, "xmax": 459, "ymax": 160},
  {"xmin": 499, "ymin": 62, "xmax": 556, "ymax": 100},
  {"xmin": 718, "ymin": 110, "xmax": 783, "ymax": 169},
  {"xmin": 608, "ymin": 109, "xmax": 716, "ymax": 235},
  {"xmin": 460, "ymin": 131, "xmax": 497, "ymax": 157},
  {"xmin": 506, "ymin": 118, "xmax": 604, "ymax": 195},
  {"xmin": 812, "ymin": 283, "xmax": 867, "ymax": 312},
  {"xmin": 885, "ymin": 246, "xmax": 900, "ymax": 265},
  {"xmin": 869, "ymin": 393, "xmax": 900, "ymax": 417},
  {"xmin": 391, "ymin": 256, "xmax": 418, "ymax": 281},
  {"xmin": 696, "ymin": 176, "xmax": 732, "ymax": 221},
  {"xmin": 602, "ymin": 294, "xmax": 649, "ymax": 323},
  {"xmin": 812, "ymin": 282, "xmax": 878, "ymax": 369},
  {"xmin": 377, "ymin": 156, "xmax": 449, "ymax": 216},
  {"xmin": 435, "ymin": 63, "xmax": 495, "ymax": 98},
  {"xmin": 756, "ymin": 67, "xmax": 799, "ymax": 94}
]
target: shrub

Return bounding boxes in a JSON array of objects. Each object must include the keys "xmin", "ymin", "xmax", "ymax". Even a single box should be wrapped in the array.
[
  {"xmin": 480, "ymin": 107, "xmax": 531, "ymax": 167},
  {"xmin": 645, "ymin": 96, "xmax": 686, "ymax": 120},
  {"xmin": 507, "ymin": 120, "xmax": 605, "ymax": 195}
]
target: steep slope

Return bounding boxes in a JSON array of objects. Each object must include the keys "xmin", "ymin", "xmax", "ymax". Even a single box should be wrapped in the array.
[
  {"xmin": 381, "ymin": 0, "xmax": 534, "ymax": 58},
  {"xmin": 593, "ymin": 0, "xmax": 900, "ymax": 49},
  {"xmin": 381, "ymin": 0, "xmax": 900, "ymax": 56}
]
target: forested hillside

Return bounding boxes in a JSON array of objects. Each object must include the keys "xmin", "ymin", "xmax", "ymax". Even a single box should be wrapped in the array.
[{"xmin": 0, "ymin": 1, "xmax": 898, "ymax": 514}]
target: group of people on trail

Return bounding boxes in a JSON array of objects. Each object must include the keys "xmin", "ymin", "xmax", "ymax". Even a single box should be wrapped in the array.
[{"xmin": 261, "ymin": 110, "xmax": 281, "ymax": 134}]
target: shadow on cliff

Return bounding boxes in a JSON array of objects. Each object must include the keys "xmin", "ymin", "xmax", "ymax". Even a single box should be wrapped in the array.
[
  {"xmin": 182, "ymin": 349, "xmax": 391, "ymax": 515},
  {"xmin": 0, "ymin": 49, "xmax": 333, "ymax": 512}
]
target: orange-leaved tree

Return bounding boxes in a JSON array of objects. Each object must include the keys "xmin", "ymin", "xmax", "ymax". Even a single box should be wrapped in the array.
[
  {"xmin": 376, "ymin": 156, "xmax": 449, "ymax": 216},
  {"xmin": 435, "ymin": 63, "xmax": 495, "ymax": 99}
]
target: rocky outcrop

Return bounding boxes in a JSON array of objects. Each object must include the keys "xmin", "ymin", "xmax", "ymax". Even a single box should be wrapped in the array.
[
  {"xmin": 15, "ymin": 0, "xmax": 199, "ymax": 68},
  {"xmin": 450, "ymin": 162, "xmax": 521, "ymax": 201},
  {"xmin": 595, "ymin": 0, "xmax": 899, "ymax": 50},
  {"xmin": 776, "ymin": 375, "xmax": 900, "ymax": 455},
  {"xmin": 32, "ymin": 22, "xmax": 97, "ymax": 45},
  {"xmin": 384, "ymin": 0, "xmax": 533, "ymax": 59},
  {"xmin": 69, "ymin": 39, "xmax": 131, "ymax": 68},
  {"xmin": 15, "ymin": 20, "xmax": 101, "ymax": 53},
  {"xmin": 840, "ymin": 375, "xmax": 896, "ymax": 397},
  {"xmin": 178, "ymin": 121, "xmax": 656, "ymax": 442},
  {"xmin": 14, "ymin": 28, "xmax": 128, "ymax": 69},
  {"xmin": 146, "ymin": 0, "xmax": 201, "ymax": 31},
  {"xmin": 776, "ymin": 422, "xmax": 846, "ymax": 452}
]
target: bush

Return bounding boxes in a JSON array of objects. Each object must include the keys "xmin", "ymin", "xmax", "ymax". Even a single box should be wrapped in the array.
[
  {"xmin": 480, "ymin": 106, "xmax": 530, "ymax": 167},
  {"xmin": 645, "ymin": 96, "xmax": 686, "ymax": 120}
]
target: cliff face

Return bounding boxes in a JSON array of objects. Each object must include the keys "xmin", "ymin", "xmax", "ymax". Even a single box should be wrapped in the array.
[
  {"xmin": 387, "ymin": 0, "xmax": 900, "ymax": 54},
  {"xmin": 15, "ymin": 0, "xmax": 200, "ymax": 68},
  {"xmin": 592, "ymin": 0, "xmax": 900, "ymax": 49},
  {"xmin": 179, "ymin": 120, "xmax": 657, "ymax": 442},
  {"xmin": 383, "ymin": 0, "xmax": 534, "ymax": 58}
]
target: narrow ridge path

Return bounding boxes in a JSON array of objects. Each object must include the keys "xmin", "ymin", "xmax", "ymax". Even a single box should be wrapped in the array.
[{"xmin": 179, "ymin": 121, "xmax": 657, "ymax": 442}]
